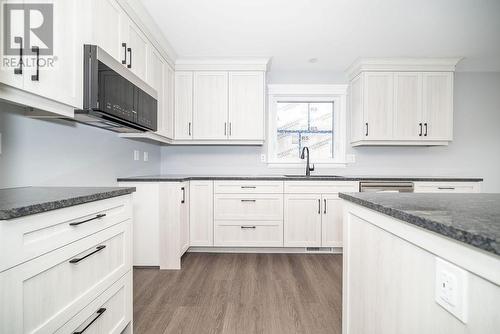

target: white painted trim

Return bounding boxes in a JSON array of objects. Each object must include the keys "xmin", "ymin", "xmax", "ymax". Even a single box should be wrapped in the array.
[
  {"xmin": 175, "ymin": 58, "xmax": 271, "ymax": 71},
  {"xmin": 188, "ymin": 246, "xmax": 342, "ymax": 254},
  {"xmin": 266, "ymin": 85, "xmax": 348, "ymax": 166},
  {"xmin": 346, "ymin": 57, "xmax": 461, "ymax": 80},
  {"xmin": 351, "ymin": 140, "xmax": 450, "ymax": 146},
  {"xmin": 118, "ymin": 132, "xmax": 264, "ymax": 146}
]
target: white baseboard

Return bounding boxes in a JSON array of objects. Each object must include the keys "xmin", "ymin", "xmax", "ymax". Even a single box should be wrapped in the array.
[{"xmin": 187, "ymin": 246, "xmax": 343, "ymax": 254}]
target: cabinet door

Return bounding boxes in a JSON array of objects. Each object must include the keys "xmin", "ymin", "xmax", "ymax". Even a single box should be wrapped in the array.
[
  {"xmin": 393, "ymin": 72, "xmax": 423, "ymax": 139},
  {"xmin": 189, "ymin": 181, "xmax": 214, "ymax": 246},
  {"xmin": 193, "ymin": 71, "xmax": 228, "ymax": 140},
  {"xmin": 228, "ymin": 71, "xmax": 264, "ymax": 140},
  {"xmin": 147, "ymin": 48, "xmax": 165, "ymax": 135},
  {"xmin": 422, "ymin": 72, "xmax": 453, "ymax": 140},
  {"xmin": 174, "ymin": 71, "xmax": 193, "ymax": 139},
  {"xmin": 284, "ymin": 194, "xmax": 322, "ymax": 247},
  {"xmin": 321, "ymin": 195, "xmax": 343, "ymax": 247},
  {"xmin": 92, "ymin": 0, "xmax": 126, "ymax": 63},
  {"xmin": 350, "ymin": 75, "xmax": 364, "ymax": 142},
  {"xmin": 162, "ymin": 64, "xmax": 175, "ymax": 139},
  {"xmin": 0, "ymin": 0, "xmax": 24, "ymax": 89},
  {"xmin": 363, "ymin": 72, "xmax": 394, "ymax": 139},
  {"xmin": 122, "ymin": 16, "xmax": 148, "ymax": 81},
  {"xmin": 22, "ymin": 0, "xmax": 83, "ymax": 108},
  {"xmin": 180, "ymin": 183, "xmax": 190, "ymax": 255}
]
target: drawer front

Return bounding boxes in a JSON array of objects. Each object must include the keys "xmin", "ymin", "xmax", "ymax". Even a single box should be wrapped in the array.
[
  {"xmin": 0, "ymin": 221, "xmax": 132, "ymax": 334},
  {"xmin": 284, "ymin": 181, "xmax": 359, "ymax": 194},
  {"xmin": 214, "ymin": 181, "xmax": 284, "ymax": 194},
  {"xmin": 55, "ymin": 271, "xmax": 132, "ymax": 334},
  {"xmin": 214, "ymin": 194, "xmax": 284, "ymax": 221},
  {"xmin": 214, "ymin": 222, "xmax": 283, "ymax": 247},
  {"xmin": 414, "ymin": 182, "xmax": 481, "ymax": 193},
  {"xmin": 0, "ymin": 195, "xmax": 132, "ymax": 272}
]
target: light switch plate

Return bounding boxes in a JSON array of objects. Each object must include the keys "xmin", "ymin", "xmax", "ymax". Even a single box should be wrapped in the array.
[
  {"xmin": 435, "ymin": 257, "xmax": 468, "ymax": 323},
  {"xmin": 133, "ymin": 150, "xmax": 140, "ymax": 161},
  {"xmin": 143, "ymin": 151, "xmax": 149, "ymax": 162},
  {"xmin": 260, "ymin": 154, "xmax": 266, "ymax": 162}
]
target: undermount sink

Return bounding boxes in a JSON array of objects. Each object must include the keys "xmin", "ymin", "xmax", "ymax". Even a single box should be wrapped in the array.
[{"xmin": 283, "ymin": 175, "xmax": 343, "ymax": 178}]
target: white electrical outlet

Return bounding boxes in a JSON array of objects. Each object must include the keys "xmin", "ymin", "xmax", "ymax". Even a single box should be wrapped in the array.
[
  {"xmin": 435, "ymin": 257, "xmax": 468, "ymax": 323},
  {"xmin": 133, "ymin": 150, "xmax": 140, "ymax": 161},
  {"xmin": 260, "ymin": 154, "xmax": 266, "ymax": 162},
  {"xmin": 143, "ymin": 151, "xmax": 149, "ymax": 162}
]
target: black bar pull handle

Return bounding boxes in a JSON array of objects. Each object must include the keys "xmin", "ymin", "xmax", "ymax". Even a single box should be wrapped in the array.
[
  {"xmin": 318, "ymin": 199, "xmax": 321, "ymax": 214},
  {"xmin": 69, "ymin": 245, "xmax": 106, "ymax": 264},
  {"xmin": 365, "ymin": 122, "xmax": 369, "ymax": 136},
  {"xmin": 324, "ymin": 199, "xmax": 327, "ymax": 214},
  {"xmin": 419, "ymin": 123, "xmax": 423, "ymax": 136},
  {"xmin": 127, "ymin": 47, "xmax": 132, "ymax": 68},
  {"xmin": 241, "ymin": 186, "xmax": 256, "ymax": 189},
  {"xmin": 438, "ymin": 187, "xmax": 455, "ymax": 190},
  {"xmin": 31, "ymin": 46, "xmax": 40, "ymax": 81},
  {"xmin": 73, "ymin": 308, "xmax": 106, "ymax": 334},
  {"xmin": 424, "ymin": 123, "xmax": 428, "ymax": 136},
  {"xmin": 69, "ymin": 213, "xmax": 106, "ymax": 227},
  {"xmin": 241, "ymin": 199, "xmax": 256, "ymax": 202},
  {"xmin": 224, "ymin": 122, "xmax": 227, "ymax": 136},
  {"xmin": 121, "ymin": 43, "xmax": 127, "ymax": 64},
  {"xmin": 14, "ymin": 36, "xmax": 23, "ymax": 74},
  {"xmin": 229, "ymin": 122, "xmax": 232, "ymax": 136},
  {"xmin": 188, "ymin": 122, "xmax": 191, "ymax": 136},
  {"xmin": 241, "ymin": 226, "xmax": 256, "ymax": 229},
  {"xmin": 181, "ymin": 187, "xmax": 185, "ymax": 203}
]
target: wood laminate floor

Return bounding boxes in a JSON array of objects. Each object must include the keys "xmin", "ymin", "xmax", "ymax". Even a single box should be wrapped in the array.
[{"xmin": 133, "ymin": 253, "xmax": 343, "ymax": 334}]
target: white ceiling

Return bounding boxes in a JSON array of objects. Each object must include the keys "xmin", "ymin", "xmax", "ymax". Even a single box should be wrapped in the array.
[{"xmin": 141, "ymin": 0, "xmax": 500, "ymax": 73}]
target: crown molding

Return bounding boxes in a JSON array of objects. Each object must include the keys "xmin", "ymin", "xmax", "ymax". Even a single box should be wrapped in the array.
[
  {"xmin": 175, "ymin": 57, "xmax": 271, "ymax": 71},
  {"xmin": 346, "ymin": 57, "xmax": 462, "ymax": 80},
  {"xmin": 267, "ymin": 84, "xmax": 348, "ymax": 96}
]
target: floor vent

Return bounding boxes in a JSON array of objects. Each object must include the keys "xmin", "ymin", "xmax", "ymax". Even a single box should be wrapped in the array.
[
  {"xmin": 306, "ymin": 247, "xmax": 334, "ymax": 252},
  {"xmin": 306, "ymin": 247, "xmax": 321, "ymax": 251}
]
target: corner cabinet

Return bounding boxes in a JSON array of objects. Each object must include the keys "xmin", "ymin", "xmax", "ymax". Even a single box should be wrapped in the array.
[
  {"xmin": 348, "ymin": 58, "xmax": 459, "ymax": 146},
  {"xmin": 173, "ymin": 59, "xmax": 269, "ymax": 145}
]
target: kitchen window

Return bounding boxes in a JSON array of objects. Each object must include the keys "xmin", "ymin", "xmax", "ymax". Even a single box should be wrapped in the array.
[{"xmin": 267, "ymin": 85, "xmax": 348, "ymax": 167}]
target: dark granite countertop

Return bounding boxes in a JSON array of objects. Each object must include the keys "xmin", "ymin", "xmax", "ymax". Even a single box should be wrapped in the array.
[
  {"xmin": 117, "ymin": 175, "xmax": 483, "ymax": 182},
  {"xmin": 0, "ymin": 186, "xmax": 136, "ymax": 220},
  {"xmin": 339, "ymin": 192, "xmax": 500, "ymax": 256}
]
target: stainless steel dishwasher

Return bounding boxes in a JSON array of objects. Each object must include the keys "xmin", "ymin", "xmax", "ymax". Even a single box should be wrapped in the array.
[{"xmin": 359, "ymin": 181, "xmax": 414, "ymax": 193}]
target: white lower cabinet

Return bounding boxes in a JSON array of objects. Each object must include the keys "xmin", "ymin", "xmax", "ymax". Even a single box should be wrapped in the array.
[
  {"xmin": 189, "ymin": 181, "xmax": 214, "ymax": 246},
  {"xmin": 414, "ymin": 181, "xmax": 481, "ymax": 193},
  {"xmin": 0, "ymin": 195, "xmax": 133, "ymax": 334},
  {"xmin": 322, "ymin": 195, "xmax": 344, "ymax": 247},
  {"xmin": 180, "ymin": 182, "xmax": 190, "ymax": 254},
  {"xmin": 284, "ymin": 194, "xmax": 322, "ymax": 247},
  {"xmin": 214, "ymin": 222, "xmax": 283, "ymax": 247}
]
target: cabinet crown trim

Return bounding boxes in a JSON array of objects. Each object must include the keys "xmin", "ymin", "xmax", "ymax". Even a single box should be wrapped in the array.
[
  {"xmin": 346, "ymin": 57, "xmax": 462, "ymax": 80},
  {"xmin": 175, "ymin": 58, "xmax": 270, "ymax": 71}
]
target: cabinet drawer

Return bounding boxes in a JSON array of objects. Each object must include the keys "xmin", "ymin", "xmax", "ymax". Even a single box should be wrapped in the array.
[
  {"xmin": 0, "ymin": 195, "xmax": 132, "ymax": 272},
  {"xmin": 214, "ymin": 181, "xmax": 283, "ymax": 194},
  {"xmin": 214, "ymin": 194, "xmax": 283, "ymax": 221},
  {"xmin": 214, "ymin": 222, "xmax": 283, "ymax": 247},
  {"xmin": 284, "ymin": 181, "xmax": 359, "ymax": 194},
  {"xmin": 55, "ymin": 271, "xmax": 132, "ymax": 334},
  {"xmin": 0, "ymin": 221, "xmax": 132, "ymax": 334},
  {"xmin": 413, "ymin": 182, "xmax": 481, "ymax": 193}
]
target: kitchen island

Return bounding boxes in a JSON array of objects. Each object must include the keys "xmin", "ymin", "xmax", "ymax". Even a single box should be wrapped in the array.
[{"xmin": 340, "ymin": 193, "xmax": 500, "ymax": 334}]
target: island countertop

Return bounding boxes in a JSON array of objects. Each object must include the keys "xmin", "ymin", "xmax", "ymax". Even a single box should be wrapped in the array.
[
  {"xmin": 339, "ymin": 192, "xmax": 500, "ymax": 257},
  {"xmin": 0, "ymin": 186, "xmax": 136, "ymax": 220}
]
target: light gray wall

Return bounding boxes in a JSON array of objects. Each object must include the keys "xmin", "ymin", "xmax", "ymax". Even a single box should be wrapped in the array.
[
  {"xmin": 161, "ymin": 72, "xmax": 500, "ymax": 192},
  {"xmin": 0, "ymin": 103, "xmax": 161, "ymax": 188}
]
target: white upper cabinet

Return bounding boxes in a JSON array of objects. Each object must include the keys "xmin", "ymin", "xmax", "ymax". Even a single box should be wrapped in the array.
[
  {"xmin": 347, "ymin": 58, "xmax": 460, "ymax": 146},
  {"xmin": 162, "ymin": 65, "xmax": 175, "ymax": 139},
  {"xmin": 174, "ymin": 72, "xmax": 194, "ymax": 140},
  {"xmin": 193, "ymin": 71, "xmax": 229, "ymax": 140},
  {"xmin": 121, "ymin": 15, "xmax": 149, "ymax": 81},
  {"xmin": 228, "ymin": 71, "xmax": 265, "ymax": 140},
  {"xmin": 92, "ymin": 0, "xmax": 126, "ymax": 63},
  {"xmin": 422, "ymin": 72, "xmax": 453, "ymax": 141}
]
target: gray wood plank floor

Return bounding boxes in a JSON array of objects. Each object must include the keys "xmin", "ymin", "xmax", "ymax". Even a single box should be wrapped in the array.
[{"xmin": 133, "ymin": 253, "xmax": 342, "ymax": 334}]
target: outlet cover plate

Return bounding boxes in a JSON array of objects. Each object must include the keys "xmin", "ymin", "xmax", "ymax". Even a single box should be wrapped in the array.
[{"xmin": 435, "ymin": 257, "xmax": 468, "ymax": 323}]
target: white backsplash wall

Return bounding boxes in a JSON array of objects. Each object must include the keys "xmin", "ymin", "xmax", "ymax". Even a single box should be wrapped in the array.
[
  {"xmin": 161, "ymin": 72, "xmax": 500, "ymax": 192},
  {"xmin": 0, "ymin": 103, "xmax": 161, "ymax": 188}
]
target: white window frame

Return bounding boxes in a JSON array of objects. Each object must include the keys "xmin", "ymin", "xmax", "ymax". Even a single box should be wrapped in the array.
[{"xmin": 267, "ymin": 84, "xmax": 348, "ymax": 168}]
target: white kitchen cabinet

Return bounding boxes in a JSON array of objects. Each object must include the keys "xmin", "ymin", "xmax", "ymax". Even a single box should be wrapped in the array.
[
  {"xmin": 180, "ymin": 182, "xmax": 190, "ymax": 254},
  {"xmin": 189, "ymin": 181, "xmax": 214, "ymax": 247},
  {"xmin": 228, "ymin": 71, "xmax": 265, "ymax": 140},
  {"xmin": 284, "ymin": 194, "xmax": 322, "ymax": 247},
  {"xmin": 92, "ymin": 0, "xmax": 127, "ymax": 63},
  {"xmin": 347, "ymin": 58, "xmax": 459, "ymax": 146},
  {"xmin": 121, "ymin": 15, "xmax": 149, "ymax": 81},
  {"xmin": 163, "ymin": 64, "xmax": 175, "ymax": 139},
  {"xmin": 363, "ymin": 72, "xmax": 394, "ymax": 139},
  {"xmin": 193, "ymin": 71, "xmax": 229, "ymax": 140},
  {"xmin": 321, "ymin": 195, "xmax": 344, "ymax": 247},
  {"xmin": 414, "ymin": 181, "xmax": 481, "ymax": 193},
  {"xmin": 147, "ymin": 47, "xmax": 164, "ymax": 133},
  {"xmin": 393, "ymin": 72, "xmax": 423, "ymax": 139},
  {"xmin": 0, "ymin": 0, "xmax": 25, "ymax": 90},
  {"xmin": 174, "ymin": 71, "xmax": 194, "ymax": 139},
  {"xmin": 422, "ymin": 72, "xmax": 454, "ymax": 141},
  {"xmin": 214, "ymin": 222, "xmax": 283, "ymax": 247}
]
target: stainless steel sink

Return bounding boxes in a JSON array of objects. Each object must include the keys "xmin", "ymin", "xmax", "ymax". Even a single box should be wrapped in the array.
[{"xmin": 283, "ymin": 175, "xmax": 342, "ymax": 178}]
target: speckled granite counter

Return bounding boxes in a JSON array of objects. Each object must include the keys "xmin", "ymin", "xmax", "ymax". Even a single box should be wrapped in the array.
[
  {"xmin": 339, "ymin": 192, "xmax": 500, "ymax": 256},
  {"xmin": 117, "ymin": 175, "xmax": 483, "ymax": 182},
  {"xmin": 0, "ymin": 187, "xmax": 136, "ymax": 220}
]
